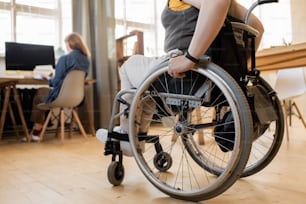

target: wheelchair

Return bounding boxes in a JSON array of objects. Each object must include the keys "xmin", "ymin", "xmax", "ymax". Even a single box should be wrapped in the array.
[{"xmin": 101, "ymin": 0, "xmax": 284, "ymax": 201}]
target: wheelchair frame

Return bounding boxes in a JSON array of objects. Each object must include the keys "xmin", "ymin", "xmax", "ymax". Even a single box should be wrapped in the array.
[{"xmin": 100, "ymin": 0, "xmax": 284, "ymax": 201}]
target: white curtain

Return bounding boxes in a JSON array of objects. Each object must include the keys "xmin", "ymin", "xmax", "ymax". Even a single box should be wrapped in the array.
[{"xmin": 72, "ymin": 0, "xmax": 117, "ymax": 129}]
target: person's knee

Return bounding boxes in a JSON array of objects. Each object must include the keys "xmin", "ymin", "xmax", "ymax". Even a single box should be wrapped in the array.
[
  {"xmin": 33, "ymin": 88, "xmax": 50, "ymax": 104},
  {"xmin": 121, "ymin": 55, "xmax": 145, "ymax": 70}
]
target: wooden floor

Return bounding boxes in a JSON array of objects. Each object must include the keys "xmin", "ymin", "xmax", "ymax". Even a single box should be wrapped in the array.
[{"xmin": 1, "ymin": 118, "xmax": 306, "ymax": 204}]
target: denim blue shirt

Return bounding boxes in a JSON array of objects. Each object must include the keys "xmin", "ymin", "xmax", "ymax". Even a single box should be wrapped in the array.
[{"xmin": 45, "ymin": 50, "xmax": 90, "ymax": 103}]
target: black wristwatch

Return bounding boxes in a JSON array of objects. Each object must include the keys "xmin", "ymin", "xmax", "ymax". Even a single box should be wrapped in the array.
[{"xmin": 185, "ymin": 50, "xmax": 199, "ymax": 63}]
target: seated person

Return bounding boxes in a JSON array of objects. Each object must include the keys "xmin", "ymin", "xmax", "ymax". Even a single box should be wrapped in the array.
[
  {"xmin": 96, "ymin": 0, "xmax": 264, "ymax": 156},
  {"xmin": 22, "ymin": 32, "xmax": 91, "ymax": 142}
]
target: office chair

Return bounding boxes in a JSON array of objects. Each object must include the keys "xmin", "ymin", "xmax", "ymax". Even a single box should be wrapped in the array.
[
  {"xmin": 38, "ymin": 70, "xmax": 88, "ymax": 142},
  {"xmin": 274, "ymin": 67, "xmax": 306, "ymax": 141}
]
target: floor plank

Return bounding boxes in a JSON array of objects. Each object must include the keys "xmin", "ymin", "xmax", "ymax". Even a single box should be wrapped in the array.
[{"xmin": 0, "ymin": 118, "xmax": 306, "ymax": 204}]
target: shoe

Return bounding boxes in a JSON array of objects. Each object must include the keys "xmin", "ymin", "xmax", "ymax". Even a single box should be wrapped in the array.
[
  {"xmin": 21, "ymin": 137, "xmax": 28, "ymax": 142},
  {"xmin": 31, "ymin": 135, "xmax": 40, "ymax": 142},
  {"xmin": 31, "ymin": 129, "xmax": 42, "ymax": 142},
  {"xmin": 96, "ymin": 128, "xmax": 108, "ymax": 143},
  {"xmin": 96, "ymin": 127, "xmax": 134, "ymax": 157},
  {"xmin": 20, "ymin": 129, "xmax": 42, "ymax": 142}
]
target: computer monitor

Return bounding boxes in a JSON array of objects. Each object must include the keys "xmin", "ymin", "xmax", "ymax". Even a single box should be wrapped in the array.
[{"xmin": 5, "ymin": 42, "xmax": 55, "ymax": 71}]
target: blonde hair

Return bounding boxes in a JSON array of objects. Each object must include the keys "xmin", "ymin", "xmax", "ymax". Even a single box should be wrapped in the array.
[{"xmin": 65, "ymin": 32, "xmax": 91, "ymax": 57}]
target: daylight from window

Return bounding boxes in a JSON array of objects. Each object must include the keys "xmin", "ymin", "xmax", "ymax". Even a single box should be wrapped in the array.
[
  {"xmin": 115, "ymin": 0, "xmax": 292, "ymax": 56},
  {"xmin": 0, "ymin": 0, "xmax": 72, "ymax": 55}
]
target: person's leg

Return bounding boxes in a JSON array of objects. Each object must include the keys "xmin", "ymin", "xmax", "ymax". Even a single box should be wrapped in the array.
[
  {"xmin": 138, "ymin": 97, "xmax": 156, "ymax": 134},
  {"xmin": 29, "ymin": 87, "xmax": 51, "ymax": 141},
  {"xmin": 119, "ymin": 55, "xmax": 160, "ymax": 132},
  {"xmin": 96, "ymin": 55, "xmax": 160, "ymax": 156}
]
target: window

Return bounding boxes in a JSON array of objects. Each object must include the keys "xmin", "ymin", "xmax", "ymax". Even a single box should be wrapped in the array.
[
  {"xmin": 0, "ymin": 9, "xmax": 11, "ymax": 55},
  {"xmin": 115, "ymin": 0, "xmax": 167, "ymax": 57},
  {"xmin": 0, "ymin": 0, "xmax": 72, "ymax": 55},
  {"xmin": 115, "ymin": 0, "xmax": 292, "ymax": 56},
  {"xmin": 237, "ymin": 0, "xmax": 292, "ymax": 48}
]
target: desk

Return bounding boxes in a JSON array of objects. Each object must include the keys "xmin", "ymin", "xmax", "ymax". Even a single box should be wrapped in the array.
[
  {"xmin": 0, "ymin": 77, "xmax": 96, "ymax": 139},
  {"xmin": 256, "ymin": 43, "xmax": 306, "ymax": 140},
  {"xmin": 256, "ymin": 42, "xmax": 306, "ymax": 71},
  {"xmin": 0, "ymin": 77, "xmax": 96, "ymax": 86}
]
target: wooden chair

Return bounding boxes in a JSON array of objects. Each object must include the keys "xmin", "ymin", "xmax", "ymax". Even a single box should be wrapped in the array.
[{"xmin": 37, "ymin": 70, "xmax": 88, "ymax": 142}]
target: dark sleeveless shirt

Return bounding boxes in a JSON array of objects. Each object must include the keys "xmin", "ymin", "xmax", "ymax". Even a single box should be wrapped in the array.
[
  {"xmin": 161, "ymin": 5, "xmax": 199, "ymax": 52},
  {"xmin": 161, "ymin": 4, "xmax": 247, "ymax": 86}
]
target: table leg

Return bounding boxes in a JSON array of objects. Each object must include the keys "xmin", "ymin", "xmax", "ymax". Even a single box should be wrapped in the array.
[
  {"xmin": 11, "ymin": 85, "xmax": 30, "ymax": 142},
  {"xmin": 0, "ymin": 87, "xmax": 11, "ymax": 140},
  {"xmin": 84, "ymin": 96, "xmax": 95, "ymax": 137},
  {"xmin": 8, "ymin": 103, "xmax": 20, "ymax": 139}
]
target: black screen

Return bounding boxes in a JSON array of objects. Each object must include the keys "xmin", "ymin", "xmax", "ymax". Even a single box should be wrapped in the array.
[{"xmin": 5, "ymin": 42, "xmax": 55, "ymax": 71}]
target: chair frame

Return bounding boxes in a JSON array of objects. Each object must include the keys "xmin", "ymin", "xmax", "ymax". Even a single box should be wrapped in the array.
[
  {"xmin": 274, "ymin": 67, "xmax": 306, "ymax": 141},
  {"xmin": 38, "ymin": 70, "xmax": 88, "ymax": 142}
]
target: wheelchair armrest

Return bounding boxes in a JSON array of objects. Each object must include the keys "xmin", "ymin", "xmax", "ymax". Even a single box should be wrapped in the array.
[{"xmin": 231, "ymin": 22, "xmax": 259, "ymax": 37}]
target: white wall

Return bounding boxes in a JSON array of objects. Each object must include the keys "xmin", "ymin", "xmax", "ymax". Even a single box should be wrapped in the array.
[
  {"xmin": 290, "ymin": 0, "xmax": 306, "ymax": 116},
  {"xmin": 291, "ymin": 0, "xmax": 306, "ymax": 43},
  {"xmin": 239, "ymin": 0, "xmax": 292, "ymax": 48},
  {"xmin": 0, "ymin": 57, "xmax": 4, "ymax": 70}
]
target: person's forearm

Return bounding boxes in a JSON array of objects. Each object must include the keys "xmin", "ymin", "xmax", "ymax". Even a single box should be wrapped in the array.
[{"xmin": 185, "ymin": 0, "xmax": 231, "ymax": 59}]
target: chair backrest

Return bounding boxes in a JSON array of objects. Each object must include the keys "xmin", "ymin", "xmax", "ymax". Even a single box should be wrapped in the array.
[
  {"xmin": 47, "ymin": 70, "xmax": 86, "ymax": 108},
  {"xmin": 274, "ymin": 67, "xmax": 306, "ymax": 100}
]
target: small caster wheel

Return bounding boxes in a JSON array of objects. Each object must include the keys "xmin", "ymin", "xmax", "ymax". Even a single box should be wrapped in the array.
[
  {"xmin": 107, "ymin": 161, "xmax": 125, "ymax": 186},
  {"xmin": 153, "ymin": 152, "xmax": 172, "ymax": 172}
]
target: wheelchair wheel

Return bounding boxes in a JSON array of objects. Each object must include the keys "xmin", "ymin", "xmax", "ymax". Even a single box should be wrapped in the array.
[
  {"xmin": 128, "ymin": 61, "xmax": 253, "ymax": 201},
  {"xmin": 241, "ymin": 77, "xmax": 284, "ymax": 177},
  {"xmin": 107, "ymin": 161, "xmax": 125, "ymax": 186}
]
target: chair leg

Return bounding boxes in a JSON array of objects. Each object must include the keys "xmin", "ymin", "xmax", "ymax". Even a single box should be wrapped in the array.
[
  {"xmin": 69, "ymin": 115, "xmax": 74, "ymax": 139},
  {"xmin": 282, "ymin": 101, "xmax": 290, "ymax": 142},
  {"xmin": 171, "ymin": 134, "xmax": 177, "ymax": 142},
  {"xmin": 196, "ymin": 108, "xmax": 205, "ymax": 145},
  {"xmin": 292, "ymin": 102, "xmax": 306, "ymax": 129},
  {"xmin": 71, "ymin": 108, "xmax": 88, "ymax": 139},
  {"xmin": 39, "ymin": 111, "xmax": 52, "ymax": 142},
  {"xmin": 60, "ymin": 109, "xmax": 65, "ymax": 143},
  {"xmin": 8, "ymin": 103, "xmax": 19, "ymax": 139},
  {"xmin": 55, "ymin": 112, "xmax": 60, "ymax": 139}
]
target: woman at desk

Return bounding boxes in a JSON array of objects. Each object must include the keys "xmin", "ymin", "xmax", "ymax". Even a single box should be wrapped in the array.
[{"xmin": 22, "ymin": 32, "xmax": 91, "ymax": 142}]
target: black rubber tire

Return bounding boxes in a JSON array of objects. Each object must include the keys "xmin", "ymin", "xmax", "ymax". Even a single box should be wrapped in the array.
[
  {"xmin": 107, "ymin": 161, "xmax": 125, "ymax": 186},
  {"xmin": 128, "ymin": 62, "xmax": 253, "ymax": 201},
  {"xmin": 241, "ymin": 77, "xmax": 285, "ymax": 177}
]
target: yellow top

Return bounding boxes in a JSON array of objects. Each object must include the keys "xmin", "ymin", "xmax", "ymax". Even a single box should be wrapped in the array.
[{"xmin": 168, "ymin": 0, "xmax": 191, "ymax": 11}]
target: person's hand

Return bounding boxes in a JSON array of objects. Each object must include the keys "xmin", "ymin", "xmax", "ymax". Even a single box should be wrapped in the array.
[
  {"xmin": 168, "ymin": 55, "xmax": 195, "ymax": 78},
  {"xmin": 41, "ymin": 72, "xmax": 53, "ymax": 80}
]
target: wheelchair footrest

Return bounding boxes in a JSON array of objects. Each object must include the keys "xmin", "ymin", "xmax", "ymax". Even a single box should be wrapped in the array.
[
  {"xmin": 109, "ymin": 131, "xmax": 129, "ymax": 142},
  {"xmin": 104, "ymin": 140, "xmax": 121, "ymax": 156},
  {"xmin": 108, "ymin": 131, "xmax": 151, "ymax": 142}
]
